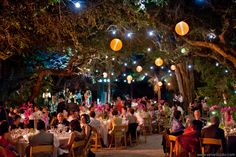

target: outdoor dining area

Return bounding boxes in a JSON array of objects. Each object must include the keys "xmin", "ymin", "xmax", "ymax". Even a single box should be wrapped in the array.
[{"xmin": 1, "ymin": 96, "xmax": 236, "ymax": 157}]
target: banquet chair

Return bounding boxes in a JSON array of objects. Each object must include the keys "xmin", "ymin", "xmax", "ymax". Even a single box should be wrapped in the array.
[
  {"xmin": 109, "ymin": 125, "xmax": 128, "ymax": 149},
  {"xmin": 91, "ymin": 126, "xmax": 102, "ymax": 151},
  {"xmin": 29, "ymin": 145, "xmax": 54, "ymax": 157},
  {"xmin": 143, "ymin": 117, "xmax": 152, "ymax": 135},
  {"xmin": 168, "ymin": 135, "xmax": 177, "ymax": 157},
  {"xmin": 70, "ymin": 140, "xmax": 85, "ymax": 157},
  {"xmin": 0, "ymin": 146, "xmax": 7, "ymax": 157},
  {"xmin": 200, "ymin": 138, "xmax": 222, "ymax": 157},
  {"xmin": 70, "ymin": 135, "xmax": 93, "ymax": 157}
]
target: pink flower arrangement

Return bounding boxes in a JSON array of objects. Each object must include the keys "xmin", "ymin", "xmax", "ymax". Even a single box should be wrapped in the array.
[
  {"xmin": 221, "ymin": 106, "xmax": 236, "ymax": 112},
  {"xmin": 96, "ymin": 105, "xmax": 104, "ymax": 112},
  {"xmin": 19, "ymin": 102, "xmax": 33, "ymax": 125},
  {"xmin": 209, "ymin": 105, "xmax": 219, "ymax": 111}
]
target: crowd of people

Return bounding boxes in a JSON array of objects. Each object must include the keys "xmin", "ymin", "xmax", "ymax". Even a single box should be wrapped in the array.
[{"xmin": 0, "ymin": 93, "xmax": 234, "ymax": 157}]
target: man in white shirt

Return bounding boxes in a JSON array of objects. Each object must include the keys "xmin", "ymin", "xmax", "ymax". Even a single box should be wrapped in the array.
[{"xmin": 89, "ymin": 111, "xmax": 101, "ymax": 129}]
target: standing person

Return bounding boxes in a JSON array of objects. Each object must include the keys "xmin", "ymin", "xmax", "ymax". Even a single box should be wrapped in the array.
[
  {"xmin": 116, "ymin": 97, "xmax": 123, "ymax": 114},
  {"xmin": 124, "ymin": 95, "xmax": 132, "ymax": 108},
  {"xmin": 42, "ymin": 89, "xmax": 51, "ymax": 112},
  {"xmin": 57, "ymin": 95, "xmax": 66, "ymax": 114}
]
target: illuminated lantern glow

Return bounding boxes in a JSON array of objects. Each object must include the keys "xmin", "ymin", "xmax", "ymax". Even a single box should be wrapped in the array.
[
  {"xmin": 103, "ymin": 72, "xmax": 108, "ymax": 78},
  {"xmin": 175, "ymin": 21, "xmax": 189, "ymax": 36},
  {"xmin": 158, "ymin": 81, "xmax": 163, "ymax": 87},
  {"xmin": 110, "ymin": 38, "xmax": 123, "ymax": 51},
  {"xmin": 170, "ymin": 65, "xmax": 176, "ymax": 71},
  {"xmin": 136, "ymin": 66, "xmax": 143, "ymax": 72},
  {"xmin": 127, "ymin": 75, "xmax": 133, "ymax": 82},
  {"xmin": 155, "ymin": 58, "xmax": 164, "ymax": 66}
]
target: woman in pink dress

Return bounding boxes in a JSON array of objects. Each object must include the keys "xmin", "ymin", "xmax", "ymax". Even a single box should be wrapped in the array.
[{"xmin": 0, "ymin": 121, "xmax": 20, "ymax": 157}]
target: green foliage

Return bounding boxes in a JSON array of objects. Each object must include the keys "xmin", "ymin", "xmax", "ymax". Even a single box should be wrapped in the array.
[{"xmin": 194, "ymin": 58, "xmax": 236, "ymax": 106}]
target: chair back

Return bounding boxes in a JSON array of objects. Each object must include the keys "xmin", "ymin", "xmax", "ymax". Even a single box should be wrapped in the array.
[
  {"xmin": 0, "ymin": 146, "xmax": 7, "ymax": 157},
  {"xmin": 111, "ymin": 125, "xmax": 128, "ymax": 148},
  {"xmin": 29, "ymin": 145, "xmax": 54, "ymax": 157},
  {"xmin": 91, "ymin": 126, "xmax": 101, "ymax": 151},
  {"xmin": 200, "ymin": 138, "xmax": 222, "ymax": 156},
  {"xmin": 168, "ymin": 135, "xmax": 177, "ymax": 157}
]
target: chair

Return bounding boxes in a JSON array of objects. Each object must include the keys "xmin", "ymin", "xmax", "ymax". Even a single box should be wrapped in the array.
[
  {"xmin": 70, "ymin": 140, "xmax": 85, "ymax": 157},
  {"xmin": 143, "ymin": 117, "xmax": 152, "ymax": 135},
  {"xmin": 200, "ymin": 138, "xmax": 222, "ymax": 157},
  {"xmin": 168, "ymin": 135, "xmax": 177, "ymax": 157},
  {"xmin": 91, "ymin": 126, "xmax": 102, "ymax": 151},
  {"xmin": 109, "ymin": 125, "xmax": 128, "ymax": 149},
  {"xmin": 0, "ymin": 146, "xmax": 7, "ymax": 157},
  {"xmin": 29, "ymin": 145, "xmax": 54, "ymax": 157}
]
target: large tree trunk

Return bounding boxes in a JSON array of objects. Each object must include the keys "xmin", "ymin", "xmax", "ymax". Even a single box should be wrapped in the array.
[{"xmin": 175, "ymin": 60, "xmax": 195, "ymax": 112}]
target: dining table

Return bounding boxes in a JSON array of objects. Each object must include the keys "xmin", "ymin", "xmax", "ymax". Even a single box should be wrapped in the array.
[{"xmin": 12, "ymin": 128, "xmax": 70, "ymax": 157}]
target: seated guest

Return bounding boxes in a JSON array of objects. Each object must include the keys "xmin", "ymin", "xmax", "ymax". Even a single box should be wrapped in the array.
[
  {"xmin": 201, "ymin": 116, "xmax": 226, "ymax": 153},
  {"xmin": 0, "ymin": 121, "xmax": 20, "ymax": 157},
  {"xmin": 27, "ymin": 120, "xmax": 55, "ymax": 157},
  {"xmin": 89, "ymin": 111, "xmax": 101, "ymax": 129},
  {"xmin": 108, "ymin": 109, "xmax": 122, "ymax": 134},
  {"xmin": 51, "ymin": 113, "xmax": 69, "ymax": 128},
  {"xmin": 175, "ymin": 120, "xmax": 201, "ymax": 157},
  {"xmin": 120, "ymin": 106, "xmax": 128, "ymax": 119},
  {"xmin": 193, "ymin": 110, "xmax": 206, "ymax": 134},
  {"xmin": 60, "ymin": 119, "xmax": 83, "ymax": 151},
  {"xmin": 33, "ymin": 105, "xmax": 43, "ymax": 120},
  {"xmin": 81, "ymin": 114, "xmax": 92, "ymax": 141},
  {"xmin": 171, "ymin": 110, "xmax": 185, "ymax": 135},
  {"xmin": 67, "ymin": 110, "xmax": 76, "ymax": 122},
  {"xmin": 141, "ymin": 107, "xmax": 151, "ymax": 119},
  {"xmin": 11, "ymin": 115, "xmax": 24, "ymax": 130}
]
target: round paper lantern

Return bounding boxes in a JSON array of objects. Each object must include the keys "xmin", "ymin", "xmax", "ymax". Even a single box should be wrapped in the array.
[
  {"xmin": 158, "ymin": 81, "xmax": 163, "ymax": 87},
  {"xmin": 136, "ymin": 66, "xmax": 143, "ymax": 72},
  {"xmin": 175, "ymin": 21, "xmax": 189, "ymax": 36},
  {"xmin": 170, "ymin": 65, "xmax": 176, "ymax": 71},
  {"xmin": 127, "ymin": 75, "xmax": 133, "ymax": 81},
  {"xmin": 103, "ymin": 72, "xmax": 108, "ymax": 78},
  {"xmin": 155, "ymin": 58, "xmax": 164, "ymax": 66},
  {"xmin": 110, "ymin": 38, "xmax": 123, "ymax": 51}
]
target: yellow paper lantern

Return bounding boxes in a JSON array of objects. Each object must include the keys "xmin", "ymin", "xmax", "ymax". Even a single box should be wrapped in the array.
[
  {"xmin": 155, "ymin": 58, "xmax": 164, "ymax": 66},
  {"xmin": 175, "ymin": 21, "xmax": 189, "ymax": 36},
  {"xmin": 170, "ymin": 65, "xmax": 176, "ymax": 71},
  {"xmin": 127, "ymin": 75, "xmax": 133, "ymax": 81},
  {"xmin": 110, "ymin": 38, "xmax": 123, "ymax": 51},
  {"xmin": 158, "ymin": 81, "xmax": 163, "ymax": 87},
  {"xmin": 136, "ymin": 66, "xmax": 143, "ymax": 72}
]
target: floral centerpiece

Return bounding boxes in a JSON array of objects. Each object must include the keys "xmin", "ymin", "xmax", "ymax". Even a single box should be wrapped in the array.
[{"xmin": 19, "ymin": 102, "xmax": 33, "ymax": 125}]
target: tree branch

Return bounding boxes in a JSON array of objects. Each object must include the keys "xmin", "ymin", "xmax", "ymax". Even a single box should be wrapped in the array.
[{"xmin": 184, "ymin": 39, "xmax": 236, "ymax": 68}]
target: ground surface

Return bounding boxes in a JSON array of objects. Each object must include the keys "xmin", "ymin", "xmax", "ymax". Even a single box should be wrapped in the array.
[{"xmin": 95, "ymin": 134, "xmax": 165, "ymax": 157}]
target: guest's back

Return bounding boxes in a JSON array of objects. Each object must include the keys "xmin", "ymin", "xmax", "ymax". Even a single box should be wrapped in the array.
[
  {"xmin": 27, "ymin": 120, "xmax": 54, "ymax": 157},
  {"xmin": 201, "ymin": 116, "xmax": 226, "ymax": 153}
]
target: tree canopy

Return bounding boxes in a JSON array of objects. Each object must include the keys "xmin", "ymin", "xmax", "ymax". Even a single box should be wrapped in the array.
[{"xmin": 0, "ymin": 0, "xmax": 235, "ymax": 104}]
